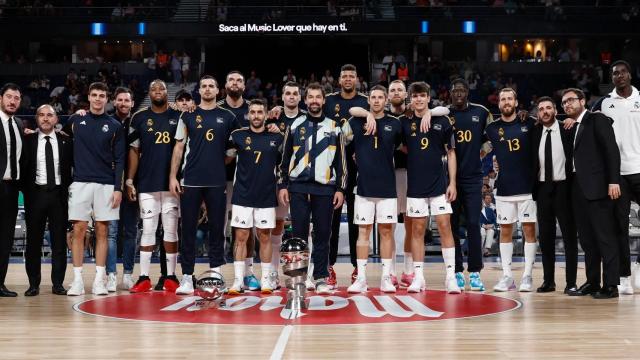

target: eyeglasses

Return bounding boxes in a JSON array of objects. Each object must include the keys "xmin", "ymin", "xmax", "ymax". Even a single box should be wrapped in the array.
[{"xmin": 561, "ymin": 97, "xmax": 580, "ymax": 106}]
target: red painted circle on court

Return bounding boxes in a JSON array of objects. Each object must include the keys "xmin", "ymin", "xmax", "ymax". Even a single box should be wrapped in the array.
[{"xmin": 75, "ymin": 288, "xmax": 520, "ymax": 325}]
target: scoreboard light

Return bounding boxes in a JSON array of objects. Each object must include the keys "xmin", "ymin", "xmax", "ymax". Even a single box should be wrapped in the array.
[
  {"xmin": 421, "ymin": 20, "xmax": 429, "ymax": 34},
  {"xmin": 463, "ymin": 21, "xmax": 476, "ymax": 34},
  {"xmin": 138, "ymin": 22, "xmax": 146, "ymax": 35},
  {"xmin": 91, "ymin": 22, "xmax": 105, "ymax": 36}
]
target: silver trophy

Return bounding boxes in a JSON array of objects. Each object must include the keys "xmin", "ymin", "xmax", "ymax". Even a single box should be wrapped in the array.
[
  {"xmin": 280, "ymin": 237, "xmax": 310, "ymax": 311},
  {"xmin": 193, "ymin": 270, "xmax": 226, "ymax": 310}
]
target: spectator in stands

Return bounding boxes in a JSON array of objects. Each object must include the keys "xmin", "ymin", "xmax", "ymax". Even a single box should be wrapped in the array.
[
  {"xmin": 181, "ymin": 51, "xmax": 190, "ymax": 86},
  {"xmin": 321, "ymin": 69, "xmax": 334, "ymax": 91},
  {"xmin": 171, "ymin": 51, "xmax": 182, "ymax": 86},
  {"xmin": 282, "ymin": 68, "xmax": 296, "ymax": 83},
  {"xmin": 156, "ymin": 50, "xmax": 169, "ymax": 81},
  {"xmin": 246, "ymin": 70, "xmax": 262, "ymax": 98},
  {"xmin": 397, "ymin": 62, "xmax": 409, "ymax": 82},
  {"xmin": 356, "ymin": 76, "xmax": 368, "ymax": 93},
  {"xmin": 480, "ymin": 193, "xmax": 497, "ymax": 256}
]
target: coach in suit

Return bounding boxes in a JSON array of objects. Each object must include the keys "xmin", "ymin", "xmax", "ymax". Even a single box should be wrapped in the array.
[
  {"xmin": 0, "ymin": 83, "xmax": 24, "ymax": 297},
  {"xmin": 561, "ymin": 88, "xmax": 621, "ymax": 299},
  {"xmin": 531, "ymin": 96, "xmax": 578, "ymax": 294},
  {"xmin": 21, "ymin": 105, "xmax": 73, "ymax": 296}
]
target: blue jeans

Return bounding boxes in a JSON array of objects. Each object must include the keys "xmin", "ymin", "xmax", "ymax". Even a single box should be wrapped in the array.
[{"xmin": 107, "ymin": 199, "xmax": 139, "ymax": 274}]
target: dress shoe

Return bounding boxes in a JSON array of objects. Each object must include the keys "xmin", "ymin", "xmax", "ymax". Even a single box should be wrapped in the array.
[
  {"xmin": 567, "ymin": 283, "xmax": 600, "ymax": 296},
  {"xmin": 536, "ymin": 282, "xmax": 556, "ymax": 293},
  {"xmin": 564, "ymin": 285, "xmax": 578, "ymax": 294},
  {"xmin": 24, "ymin": 286, "xmax": 40, "ymax": 296},
  {"xmin": 592, "ymin": 286, "xmax": 619, "ymax": 299},
  {"xmin": 52, "ymin": 285, "xmax": 67, "ymax": 295},
  {"xmin": 0, "ymin": 285, "xmax": 18, "ymax": 297}
]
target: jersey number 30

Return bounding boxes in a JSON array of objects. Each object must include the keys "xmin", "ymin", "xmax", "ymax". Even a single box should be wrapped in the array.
[{"xmin": 456, "ymin": 130, "xmax": 472, "ymax": 143}]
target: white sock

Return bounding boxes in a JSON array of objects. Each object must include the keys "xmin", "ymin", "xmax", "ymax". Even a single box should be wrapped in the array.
[
  {"xmin": 140, "ymin": 251, "xmax": 152, "ymax": 276},
  {"xmin": 95, "ymin": 266, "xmax": 106, "ymax": 281},
  {"xmin": 381, "ymin": 258, "xmax": 392, "ymax": 277},
  {"xmin": 524, "ymin": 242, "xmax": 537, "ymax": 277},
  {"xmin": 244, "ymin": 257, "xmax": 254, "ymax": 275},
  {"xmin": 442, "ymin": 247, "xmax": 456, "ymax": 279},
  {"xmin": 390, "ymin": 253, "xmax": 397, "ymax": 276},
  {"xmin": 73, "ymin": 266, "xmax": 83, "ymax": 281},
  {"xmin": 210, "ymin": 266, "xmax": 221, "ymax": 274},
  {"xmin": 233, "ymin": 261, "xmax": 245, "ymax": 283},
  {"xmin": 270, "ymin": 234, "xmax": 283, "ymax": 269},
  {"xmin": 500, "ymin": 243, "xmax": 514, "ymax": 278},
  {"xmin": 404, "ymin": 252, "xmax": 414, "ymax": 274},
  {"xmin": 357, "ymin": 259, "xmax": 367, "ymax": 279},
  {"xmin": 261, "ymin": 263, "xmax": 272, "ymax": 282},
  {"xmin": 413, "ymin": 262, "xmax": 424, "ymax": 279},
  {"xmin": 166, "ymin": 252, "xmax": 177, "ymax": 276}
]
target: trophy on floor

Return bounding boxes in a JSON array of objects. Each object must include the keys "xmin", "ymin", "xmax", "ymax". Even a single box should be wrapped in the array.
[
  {"xmin": 280, "ymin": 237, "xmax": 310, "ymax": 311},
  {"xmin": 193, "ymin": 270, "xmax": 226, "ymax": 310}
]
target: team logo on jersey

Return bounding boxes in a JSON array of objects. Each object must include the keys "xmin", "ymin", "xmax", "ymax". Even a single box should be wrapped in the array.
[
  {"xmin": 245, "ymin": 137, "xmax": 252, "ymax": 145},
  {"xmin": 411, "ymin": 123, "xmax": 417, "ymax": 132},
  {"xmin": 102, "ymin": 124, "xmax": 109, "ymax": 132},
  {"xmin": 449, "ymin": 116, "xmax": 455, "ymax": 125},
  {"xmin": 196, "ymin": 115, "xmax": 203, "ymax": 129},
  {"xmin": 384, "ymin": 125, "xmax": 393, "ymax": 132},
  {"xmin": 147, "ymin": 119, "xmax": 154, "ymax": 127},
  {"xmin": 279, "ymin": 123, "xmax": 286, "ymax": 131},
  {"xmin": 433, "ymin": 124, "xmax": 442, "ymax": 131},
  {"xmin": 472, "ymin": 116, "xmax": 480, "ymax": 122},
  {"xmin": 270, "ymin": 140, "xmax": 277, "ymax": 147},
  {"xmin": 234, "ymin": 216, "xmax": 240, "ymax": 223},
  {"xmin": 334, "ymin": 104, "xmax": 340, "ymax": 114},
  {"xmin": 217, "ymin": 117, "xmax": 224, "ymax": 124},
  {"xmin": 634, "ymin": 101, "xmax": 640, "ymax": 109},
  {"xmin": 520, "ymin": 126, "xmax": 528, "ymax": 133},
  {"xmin": 498, "ymin": 128, "xmax": 504, "ymax": 137}
]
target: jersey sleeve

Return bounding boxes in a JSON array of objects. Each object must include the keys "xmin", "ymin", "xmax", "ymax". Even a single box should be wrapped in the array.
[
  {"xmin": 225, "ymin": 131, "xmax": 239, "ymax": 157},
  {"xmin": 112, "ymin": 123, "xmax": 126, "ymax": 191},
  {"xmin": 128, "ymin": 114, "xmax": 141, "ymax": 148},
  {"xmin": 342, "ymin": 117, "xmax": 355, "ymax": 144},
  {"xmin": 62, "ymin": 115, "xmax": 76, "ymax": 137},
  {"xmin": 175, "ymin": 115, "xmax": 187, "ymax": 141},
  {"xmin": 444, "ymin": 121, "xmax": 455, "ymax": 150}
]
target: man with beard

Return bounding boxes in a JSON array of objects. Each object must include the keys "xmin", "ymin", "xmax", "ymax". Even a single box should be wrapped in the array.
[
  {"xmin": 563, "ymin": 88, "xmax": 621, "ymax": 299},
  {"xmin": 592, "ymin": 60, "xmax": 640, "ymax": 293},
  {"xmin": 278, "ymin": 83, "xmax": 346, "ymax": 294},
  {"xmin": 484, "ymin": 88, "xmax": 537, "ymax": 292},
  {"xmin": 169, "ymin": 75, "xmax": 239, "ymax": 294},
  {"xmin": 126, "ymin": 80, "xmax": 182, "ymax": 293},
  {"xmin": 226, "ymin": 99, "xmax": 283, "ymax": 294},
  {"xmin": 0, "ymin": 83, "xmax": 24, "ymax": 297},
  {"xmin": 531, "ymin": 97, "xmax": 578, "ymax": 294}
]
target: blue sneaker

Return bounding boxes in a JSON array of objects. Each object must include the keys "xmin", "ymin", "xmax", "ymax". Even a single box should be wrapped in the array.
[
  {"xmin": 243, "ymin": 274, "xmax": 261, "ymax": 291},
  {"xmin": 455, "ymin": 272, "xmax": 466, "ymax": 290},
  {"xmin": 469, "ymin": 272, "xmax": 485, "ymax": 291}
]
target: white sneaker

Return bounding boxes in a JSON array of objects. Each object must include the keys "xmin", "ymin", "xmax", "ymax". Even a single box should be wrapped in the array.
[
  {"xmin": 407, "ymin": 276, "xmax": 426, "ymax": 293},
  {"xmin": 618, "ymin": 276, "xmax": 634, "ymax": 295},
  {"xmin": 305, "ymin": 277, "xmax": 316, "ymax": 291},
  {"xmin": 122, "ymin": 274, "xmax": 134, "ymax": 290},
  {"xmin": 493, "ymin": 275, "xmax": 516, "ymax": 292},
  {"xmin": 348, "ymin": 277, "xmax": 368, "ymax": 293},
  {"xmin": 315, "ymin": 279, "xmax": 332, "ymax": 295},
  {"xmin": 634, "ymin": 263, "xmax": 640, "ymax": 290},
  {"xmin": 519, "ymin": 275, "xmax": 533, "ymax": 292},
  {"xmin": 106, "ymin": 273, "xmax": 117, "ymax": 292},
  {"xmin": 261, "ymin": 276, "xmax": 276, "ymax": 294},
  {"xmin": 176, "ymin": 274, "xmax": 194, "ymax": 295},
  {"xmin": 446, "ymin": 275, "xmax": 462, "ymax": 294},
  {"xmin": 380, "ymin": 275, "xmax": 396, "ymax": 293},
  {"xmin": 270, "ymin": 272, "xmax": 281, "ymax": 290},
  {"xmin": 92, "ymin": 278, "xmax": 108, "ymax": 295},
  {"xmin": 67, "ymin": 279, "xmax": 85, "ymax": 296},
  {"xmin": 227, "ymin": 278, "xmax": 244, "ymax": 295}
]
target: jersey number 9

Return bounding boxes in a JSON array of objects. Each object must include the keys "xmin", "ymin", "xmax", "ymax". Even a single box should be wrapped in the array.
[
  {"xmin": 155, "ymin": 131, "xmax": 171, "ymax": 144},
  {"xmin": 420, "ymin": 137, "xmax": 429, "ymax": 150}
]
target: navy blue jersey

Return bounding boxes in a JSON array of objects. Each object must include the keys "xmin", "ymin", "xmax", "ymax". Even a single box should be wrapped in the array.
[
  {"xmin": 343, "ymin": 115, "xmax": 402, "ymax": 198},
  {"xmin": 219, "ymin": 98, "xmax": 249, "ymax": 181},
  {"xmin": 484, "ymin": 117, "xmax": 536, "ymax": 196},
  {"xmin": 229, "ymin": 128, "xmax": 284, "ymax": 208},
  {"xmin": 324, "ymin": 92, "xmax": 369, "ymax": 188},
  {"xmin": 129, "ymin": 107, "xmax": 181, "ymax": 193},
  {"xmin": 401, "ymin": 114, "xmax": 455, "ymax": 198},
  {"xmin": 266, "ymin": 109, "xmax": 305, "ymax": 133},
  {"xmin": 387, "ymin": 109, "xmax": 409, "ymax": 169},
  {"xmin": 176, "ymin": 107, "xmax": 239, "ymax": 187},
  {"xmin": 449, "ymin": 103, "xmax": 493, "ymax": 180}
]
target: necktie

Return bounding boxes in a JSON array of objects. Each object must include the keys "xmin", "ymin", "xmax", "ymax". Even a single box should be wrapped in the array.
[
  {"xmin": 8, "ymin": 117, "xmax": 17, "ymax": 180},
  {"xmin": 45, "ymin": 135, "xmax": 55, "ymax": 188},
  {"xmin": 545, "ymin": 129, "xmax": 553, "ymax": 183}
]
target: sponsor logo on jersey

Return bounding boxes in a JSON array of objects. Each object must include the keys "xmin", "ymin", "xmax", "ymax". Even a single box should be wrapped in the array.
[
  {"xmin": 433, "ymin": 124, "xmax": 442, "ymax": 131},
  {"xmin": 102, "ymin": 124, "xmax": 109, "ymax": 132},
  {"xmin": 521, "ymin": 126, "xmax": 528, "ymax": 133},
  {"xmin": 169, "ymin": 119, "xmax": 177, "ymax": 125},
  {"xmin": 260, "ymin": 220, "xmax": 267, "ymax": 224},
  {"xmin": 523, "ymin": 213, "xmax": 529, "ymax": 217},
  {"xmin": 439, "ymin": 206, "xmax": 445, "ymax": 210},
  {"xmin": 217, "ymin": 117, "xmax": 224, "ymax": 124},
  {"xmin": 270, "ymin": 140, "xmax": 277, "ymax": 147},
  {"xmin": 472, "ymin": 116, "xmax": 480, "ymax": 122},
  {"xmin": 384, "ymin": 125, "xmax": 393, "ymax": 132}
]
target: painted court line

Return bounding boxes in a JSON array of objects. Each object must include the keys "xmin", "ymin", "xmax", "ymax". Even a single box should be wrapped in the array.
[{"xmin": 269, "ymin": 310, "xmax": 298, "ymax": 360}]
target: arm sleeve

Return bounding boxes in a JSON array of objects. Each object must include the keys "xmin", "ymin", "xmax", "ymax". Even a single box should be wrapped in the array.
[
  {"xmin": 277, "ymin": 125, "xmax": 293, "ymax": 190},
  {"xmin": 113, "ymin": 125, "xmax": 126, "ymax": 191}
]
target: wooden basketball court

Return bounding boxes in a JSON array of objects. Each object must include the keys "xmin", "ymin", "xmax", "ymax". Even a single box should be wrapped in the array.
[{"xmin": 1, "ymin": 262, "xmax": 638, "ymax": 359}]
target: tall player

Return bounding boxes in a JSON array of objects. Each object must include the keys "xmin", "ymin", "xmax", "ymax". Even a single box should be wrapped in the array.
[
  {"xmin": 126, "ymin": 80, "xmax": 182, "ymax": 292},
  {"xmin": 401, "ymin": 82, "xmax": 460, "ymax": 294},
  {"xmin": 342, "ymin": 85, "xmax": 402, "ymax": 293},
  {"xmin": 65, "ymin": 82, "xmax": 125, "ymax": 296},
  {"xmin": 484, "ymin": 88, "xmax": 537, "ymax": 292},
  {"xmin": 226, "ymin": 99, "xmax": 284, "ymax": 294},
  {"xmin": 169, "ymin": 75, "xmax": 239, "ymax": 295}
]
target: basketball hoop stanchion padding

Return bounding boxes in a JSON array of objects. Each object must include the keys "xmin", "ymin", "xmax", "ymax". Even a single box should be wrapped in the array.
[
  {"xmin": 193, "ymin": 270, "xmax": 226, "ymax": 310},
  {"xmin": 280, "ymin": 237, "xmax": 310, "ymax": 311}
]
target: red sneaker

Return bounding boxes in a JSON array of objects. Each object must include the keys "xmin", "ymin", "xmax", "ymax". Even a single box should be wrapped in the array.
[
  {"xmin": 351, "ymin": 268, "xmax": 358, "ymax": 284},
  {"xmin": 327, "ymin": 266, "xmax": 337, "ymax": 288},
  {"xmin": 163, "ymin": 275, "xmax": 180, "ymax": 292},
  {"xmin": 129, "ymin": 276, "xmax": 152, "ymax": 293},
  {"xmin": 400, "ymin": 272, "xmax": 415, "ymax": 288}
]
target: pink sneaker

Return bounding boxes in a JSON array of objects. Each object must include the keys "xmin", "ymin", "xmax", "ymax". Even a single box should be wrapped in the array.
[
  {"xmin": 390, "ymin": 274, "xmax": 399, "ymax": 288},
  {"xmin": 400, "ymin": 272, "xmax": 415, "ymax": 288}
]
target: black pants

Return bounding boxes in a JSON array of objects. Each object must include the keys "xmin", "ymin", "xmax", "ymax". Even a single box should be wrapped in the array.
[
  {"xmin": 0, "ymin": 180, "xmax": 19, "ymax": 286},
  {"xmin": 616, "ymin": 173, "xmax": 640, "ymax": 275},
  {"xmin": 452, "ymin": 178, "xmax": 483, "ymax": 273},
  {"xmin": 571, "ymin": 177, "xmax": 619, "ymax": 287},
  {"xmin": 290, "ymin": 191, "xmax": 334, "ymax": 280},
  {"xmin": 180, "ymin": 186, "xmax": 226, "ymax": 275},
  {"xmin": 24, "ymin": 186, "xmax": 68, "ymax": 288},
  {"xmin": 330, "ymin": 186, "xmax": 357, "ymax": 267},
  {"xmin": 536, "ymin": 180, "xmax": 578, "ymax": 287}
]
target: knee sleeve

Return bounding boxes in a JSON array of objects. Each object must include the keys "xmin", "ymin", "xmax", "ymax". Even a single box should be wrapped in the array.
[
  {"xmin": 161, "ymin": 207, "xmax": 179, "ymax": 242},
  {"xmin": 141, "ymin": 214, "xmax": 159, "ymax": 247}
]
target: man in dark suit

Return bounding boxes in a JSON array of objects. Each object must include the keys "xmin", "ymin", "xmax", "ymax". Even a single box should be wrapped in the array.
[
  {"xmin": 562, "ymin": 88, "xmax": 621, "ymax": 299},
  {"xmin": 531, "ymin": 96, "xmax": 578, "ymax": 294},
  {"xmin": 21, "ymin": 104, "xmax": 73, "ymax": 296},
  {"xmin": 0, "ymin": 83, "xmax": 24, "ymax": 297}
]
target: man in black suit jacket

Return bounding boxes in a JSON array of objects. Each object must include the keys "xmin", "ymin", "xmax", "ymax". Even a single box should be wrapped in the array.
[
  {"xmin": 562, "ymin": 88, "xmax": 621, "ymax": 299},
  {"xmin": 21, "ymin": 105, "xmax": 73, "ymax": 296},
  {"xmin": 0, "ymin": 83, "xmax": 24, "ymax": 297},
  {"xmin": 531, "ymin": 97, "xmax": 578, "ymax": 294}
]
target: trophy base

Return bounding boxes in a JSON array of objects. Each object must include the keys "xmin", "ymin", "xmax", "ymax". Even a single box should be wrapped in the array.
[{"xmin": 285, "ymin": 284, "xmax": 308, "ymax": 311}]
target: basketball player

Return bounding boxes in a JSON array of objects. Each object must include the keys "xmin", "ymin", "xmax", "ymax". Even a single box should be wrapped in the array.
[
  {"xmin": 226, "ymin": 99, "xmax": 284, "ymax": 294},
  {"xmin": 484, "ymin": 88, "xmax": 537, "ymax": 292},
  {"xmin": 126, "ymin": 80, "xmax": 182, "ymax": 292},
  {"xmin": 342, "ymin": 85, "xmax": 402, "ymax": 293},
  {"xmin": 169, "ymin": 75, "xmax": 239, "ymax": 295}
]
